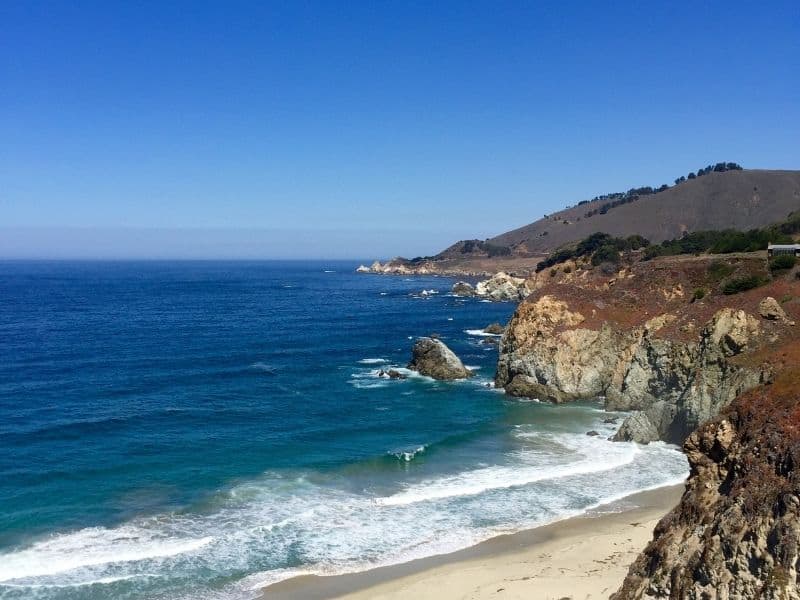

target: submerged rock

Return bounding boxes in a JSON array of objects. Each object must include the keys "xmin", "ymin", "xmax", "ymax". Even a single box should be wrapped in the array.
[
  {"xmin": 386, "ymin": 369, "xmax": 407, "ymax": 380},
  {"xmin": 483, "ymin": 322, "xmax": 504, "ymax": 335},
  {"xmin": 407, "ymin": 337, "xmax": 472, "ymax": 380}
]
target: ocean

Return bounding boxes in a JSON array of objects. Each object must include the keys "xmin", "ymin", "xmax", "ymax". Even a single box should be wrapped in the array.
[{"xmin": 0, "ymin": 261, "xmax": 688, "ymax": 599}]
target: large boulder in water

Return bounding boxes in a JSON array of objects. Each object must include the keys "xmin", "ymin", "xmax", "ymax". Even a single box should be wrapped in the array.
[
  {"xmin": 451, "ymin": 281, "xmax": 475, "ymax": 297},
  {"xmin": 408, "ymin": 337, "xmax": 472, "ymax": 380},
  {"xmin": 612, "ymin": 411, "xmax": 660, "ymax": 444}
]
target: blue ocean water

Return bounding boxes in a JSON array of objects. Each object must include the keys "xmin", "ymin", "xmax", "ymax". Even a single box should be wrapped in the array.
[{"xmin": 0, "ymin": 261, "xmax": 688, "ymax": 599}]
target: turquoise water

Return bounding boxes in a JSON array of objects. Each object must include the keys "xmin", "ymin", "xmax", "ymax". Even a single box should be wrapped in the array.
[{"xmin": 0, "ymin": 261, "xmax": 688, "ymax": 599}]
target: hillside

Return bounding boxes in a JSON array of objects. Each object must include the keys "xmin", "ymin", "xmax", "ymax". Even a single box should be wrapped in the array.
[
  {"xmin": 357, "ymin": 168, "xmax": 800, "ymax": 277},
  {"xmin": 486, "ymin": 169, "xmax": 800, "ymax": 255}
]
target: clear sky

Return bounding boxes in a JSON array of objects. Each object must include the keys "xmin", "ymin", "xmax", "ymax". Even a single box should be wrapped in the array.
[{"xmin": 1, "ymin": 1, "xmax": 798, "ymax": 259}]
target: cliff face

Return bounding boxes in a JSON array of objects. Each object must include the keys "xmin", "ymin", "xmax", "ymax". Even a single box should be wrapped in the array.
[
  {"xmin": 612, "ymin": 364, "xmax": 800, "ymax": 599},
  {"xmin": 496, "ymin": 254, "xmax": 797, "ymax": 444}
]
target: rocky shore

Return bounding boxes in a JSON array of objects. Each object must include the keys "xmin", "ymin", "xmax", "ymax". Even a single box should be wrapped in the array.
[
  {"xmin": 365, "ymin": 248, "xmax": 799, "ymax": 598},
  {"xmin": 485, "ymin": 250, "xmax": 800, "ymax": 598},
  {"xmin": 495, "ymin": 253, "xmax": 796, "ymax": 445},
  {"xmin": 355, "ymin": 256, "xmax": 543, "ymax": 278},
  {"xmin": 450, "ymin": 272, "xmax": 532, "ymax": 302},
  {"xmin": 613, "ymin": 357, "xmax": 800, "ymax": 599}
]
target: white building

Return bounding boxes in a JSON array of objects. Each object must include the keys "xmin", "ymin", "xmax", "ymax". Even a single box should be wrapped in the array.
[{"xmin": 767, "ymin": 243, "xmax": 800, "ymax": 257}]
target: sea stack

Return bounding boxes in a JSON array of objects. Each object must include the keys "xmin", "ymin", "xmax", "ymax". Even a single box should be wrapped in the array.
[{"xmin": 408, "ymin": 337, "xmax": 472, "ymax": 380}]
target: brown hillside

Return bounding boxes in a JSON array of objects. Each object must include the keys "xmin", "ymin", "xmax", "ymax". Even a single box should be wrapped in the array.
[{"xmin": 486, "ymin": 169, "xmax": 800, "ymax": 255}]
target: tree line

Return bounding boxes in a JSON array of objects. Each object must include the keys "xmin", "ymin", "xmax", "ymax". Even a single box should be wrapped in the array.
[
  {"xmin": 577, "ymin": 162, "xmax": 744, "ymax": 219},
  {"xmin": 535, "ymin": 210, "xmax": 799, "ymax": 272}
]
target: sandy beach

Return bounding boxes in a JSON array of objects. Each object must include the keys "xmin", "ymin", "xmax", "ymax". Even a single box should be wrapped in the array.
[{"xmin": 262, "ymin": 484, "xmax": 683, "ymax": 600}]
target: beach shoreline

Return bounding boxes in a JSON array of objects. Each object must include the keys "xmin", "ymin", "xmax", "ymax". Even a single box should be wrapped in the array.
[{"xmin": 261, "ymin": 483, "xmax": 684, "ymax": 600}]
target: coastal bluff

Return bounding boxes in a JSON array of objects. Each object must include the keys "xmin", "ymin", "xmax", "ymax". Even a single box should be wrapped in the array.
[
  {"xmin": 495, "ymin": 252, "xmax": 798, "ymax": 444},
  {"xmin": 613, "ymin": 361, "xmax": 800, "ymax": 599}
]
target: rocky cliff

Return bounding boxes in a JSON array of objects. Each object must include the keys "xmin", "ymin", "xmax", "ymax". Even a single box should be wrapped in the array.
[
  {"xmin": 612, "ymin": 354, "xmax": 800, "ymax": 599},
  {"xmin": 496, "ymin": 253, "xmax": 798, "ymax": 444}
]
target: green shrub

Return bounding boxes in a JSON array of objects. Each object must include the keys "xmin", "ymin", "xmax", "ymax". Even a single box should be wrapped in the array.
[
  {"xmin": 642, "ymin": 245, "xmax": 664, "ymax": 261},
  {"xmin": 692, "ymin": 288, "xmax": 707, "ymax": 301},
  {"xmin": 769, "ymin": 254, "xmax": 796, "ymax": 271},
  {"xmin": 485, "ymin": 243, "xmax": 512, "ymax": 258},
  {"xmin": 707, "ymin": 261, "xmax": 734, "ymax": 281},
  {"xmin": 625, "ymin": 235, "xmax": 650, "ymax": 250},
  {"xmin": 550, "ymin": 268, "xmax": 557, "ymax": 277},
  {"xmin": 722, "ymin": 275, "xmax": 767, "ymax": 295},
  {"xmin": 536, "ymin": 247, "xmax": 576, "ymax": 272},
  {"xmin": 591, "ymin": 244, "xmax": 621, "ymax": 266},
  {"xmin": 537, "ymin": 232, "xmax": 650, "ymax": 271}
]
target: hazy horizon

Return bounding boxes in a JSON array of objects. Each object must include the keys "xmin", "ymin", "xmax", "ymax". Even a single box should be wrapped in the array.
[
  {"xmin": 2, "ymin": 2, "xmax": 798, "ymax": 258},
  {"xmin": 0, "ymin": 226, "xmax": 471, "ymax": 260}
]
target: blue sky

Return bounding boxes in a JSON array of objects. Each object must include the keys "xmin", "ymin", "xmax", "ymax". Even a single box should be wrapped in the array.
[{"xmin": 1, "ymin": 1, "xmax": 798, "ymax": 258}]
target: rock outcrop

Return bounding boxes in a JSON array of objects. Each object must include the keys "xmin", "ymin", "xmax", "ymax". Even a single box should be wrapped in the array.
[
  {"xmin": 483, "ymin": 323, "xmax": 504, "ymax": 335},
  {"xmin": 613, "ymin": 411, "xmax": 660, "ymax": 444},
  {"xmin": 474, "ymin": 271, "xmax": 531, "ymax": 302},
  {"xmin": 497, "ymin": 296, "xmax": 773, "ymax": 443},
  {"xmin": 451, "ymin": 281, "xmax": 475, "ymax": 296},
  {"xmin": 613, "ymin": 379, "xmax": 800, "ymax": 599},
  {"xmin": 759, "ymin": 296, "xmax": 795, "ymax": 324},
  {"xmin": 408, "ymin": 338, "xmax": 472, "ymax": 380},
  {"xmin": 357, "ymin": 259, "xmax": 452, "ymax": 275}
]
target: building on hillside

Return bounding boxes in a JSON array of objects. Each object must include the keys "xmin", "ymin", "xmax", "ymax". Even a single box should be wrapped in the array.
[{"xmin": 767, "ymin": 243, "xmax": 800, "ymax": 257}]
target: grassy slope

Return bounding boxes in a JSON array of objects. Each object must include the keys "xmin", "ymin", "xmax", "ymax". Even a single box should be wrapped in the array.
[{"xmin": 487, "ymin": 169, "xmax": 800, "ymax": 255}]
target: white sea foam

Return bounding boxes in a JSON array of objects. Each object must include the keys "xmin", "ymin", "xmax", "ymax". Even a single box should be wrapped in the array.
[
  {"xmin": 0, "ymin": 526, "xmax": 212, "ymax": 582},
  {"xmin": 464, "ymin": 329, "xmax": 501, "ymax": 337},
  {"xmin": 241, "ymin": 567, "xmax": 317, "ymax": 591},
  {"xmin": 349, "ymin": 366, "xmax": 423, "ymax": 386},
  {"xmin": 0, "ymin": 573, "xmax": 156, "ymax": 589},
  {"xmin": 349, "ymin": 379, "xmax": 390, "ymax": 389},
  {"xmin": 389, "ymin": 445, "xmax": 427, "ymax": 462},
  {"xmin": 1, "ymin": 413, "xmax": 688, "ymax": 598},
  {"xmin": 374, "ymin": 438, "xmax": 638, "ymax": 506},
  {"xmin": 358, "ymin": 358, "xmax": 388, "ymax": 364}
]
